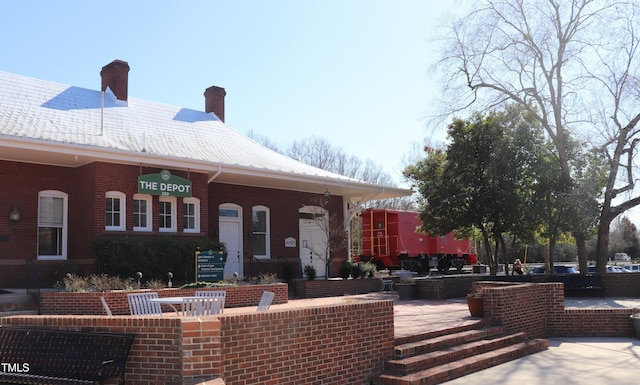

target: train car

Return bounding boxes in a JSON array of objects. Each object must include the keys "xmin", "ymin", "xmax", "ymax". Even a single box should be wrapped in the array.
[{"xmin": 353, "ymin": 208, "xmax": 477, "ymax": 272}]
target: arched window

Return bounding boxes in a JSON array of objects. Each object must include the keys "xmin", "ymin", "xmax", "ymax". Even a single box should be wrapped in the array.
[
  {"xmin": 159, "ymin": 196, "xmax": 177, "ymax": 232},
  {"xmin": 133, "ymin": 194, "xmax": 152, "ymax": 232},
  {"xmin": 105, "ymin": 191, "xmax": 126, "ymax": 231},
  {"xmin": 183, "ymin": 197, "xmax": 200, "ymax": 233}
]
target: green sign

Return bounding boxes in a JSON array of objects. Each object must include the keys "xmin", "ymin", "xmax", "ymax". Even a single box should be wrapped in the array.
[
  {"xmin": 196, "ymin": 250, "xmax": 226, "ymax": 282},
  {"xmin": 138, "ymin": 170, "xmax": 192, "ymax": 197}
]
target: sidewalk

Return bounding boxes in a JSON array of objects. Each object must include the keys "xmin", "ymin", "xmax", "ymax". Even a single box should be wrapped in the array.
[{"xmin": 443, "ymin": 337, "xmax": 640, "ymax": 385}]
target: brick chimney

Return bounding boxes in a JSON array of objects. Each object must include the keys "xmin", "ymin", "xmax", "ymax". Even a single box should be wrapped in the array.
[
  {"xmin": 100, "ymin": 60, "xmax": 130, "ymax": 101},
  {"xmin": 204, "ymin": 85, "xmax": 226, "ymax": 122}
]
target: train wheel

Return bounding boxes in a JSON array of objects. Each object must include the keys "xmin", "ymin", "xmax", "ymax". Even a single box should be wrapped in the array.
[
  {"xmin": 437, "ymin": 259, "xmax": 450, "ymax": 273},
  {"xmin": 401, "ymin": 259, "xmax": 420, "ymax": 272}
]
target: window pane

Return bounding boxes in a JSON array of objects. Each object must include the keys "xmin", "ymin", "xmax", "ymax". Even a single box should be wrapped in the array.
[
  {"xmin": 160, "ymin": 201, "xmax": 171, "ymax": 229},
  {"xmin": 38, "ymin": 227, "xmax": 62, "ymax": 256},
  {"xmin": 219, "ymin": 209, "xmax": 238, "ymax": 218},
  {"xmin": 134, "ymin": 199, "xmax": 148, "ymax": 228},
  {"xmin": 252, "ymin": 211, "xmax": 266, "ymax": 232},
  {"xmin": 39, "ymin": 196, "xmax": 63, "ymax": 226},
  {"xmin": 183, "ymin": 203, "xmax": 195, "ymax": 230},
  {"xmin": 105, "ymin": 197, "xmax": 121, "ymax": 227},
  {"xmin": 253, "ymin": 234, "xmax": 266, "ymax": 255}
]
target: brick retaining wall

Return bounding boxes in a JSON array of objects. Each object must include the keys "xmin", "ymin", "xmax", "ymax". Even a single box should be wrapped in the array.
[
  {"xmin": 294, "ymin": 277, "xmax": 381, "ymax": 298},
  {"xmin": 1, "ymin": 299, "xmax": 394, "ymax": 385},
  {"xmin": 39, "ymin": 283, "xmax": 288, "ymax": 315},
  {"xmin": 473, "ymin": 281, "xmax": 639, "ymax": 338}
]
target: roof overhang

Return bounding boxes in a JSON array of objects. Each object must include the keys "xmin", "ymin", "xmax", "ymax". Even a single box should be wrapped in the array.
[{"xmin": 0, "ymin": 136, "xmax": 412, "ymax": 203}]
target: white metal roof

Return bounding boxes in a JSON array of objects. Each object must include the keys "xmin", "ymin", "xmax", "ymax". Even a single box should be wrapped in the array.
[{"xmin": 0, "ymin": 70, "xmax": 410, "ymax": 202}]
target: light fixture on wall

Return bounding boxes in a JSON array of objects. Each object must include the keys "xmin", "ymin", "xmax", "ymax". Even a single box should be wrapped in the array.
[
  {"xmin": 9, "ymin": 206, "xmax": 20, "ymax": 231},
  {"xmin": 323, "ymin": 189, "xmax": 330, "ymax": 198}
]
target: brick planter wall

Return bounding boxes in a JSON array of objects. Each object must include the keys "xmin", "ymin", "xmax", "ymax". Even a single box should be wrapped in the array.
[
  {"xmin": 294, "ymin": 278, "xmax": 381, "ymax": 298},
  {"xmin": 218, "ymin": 300, "xmax": 394, "ymax": 385},
  {"xmin": 0, "ymin": 315, "xmax": 215, "ymax": 385},
  {"xmin": 473, "ymin": 281, "xmax": 639, "ymax": 338},
  {"xmin": 39, "ymin": 283, "xmax": 288, "ymax": 315},
  {"xmin": 1, "ymin": 299, "xmax": 394, "ymax": 385}
]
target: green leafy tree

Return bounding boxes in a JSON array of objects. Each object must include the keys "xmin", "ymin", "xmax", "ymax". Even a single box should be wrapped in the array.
[{"xmin": 406, "ymin": 106, "xmax": 560, "ymax": 274}]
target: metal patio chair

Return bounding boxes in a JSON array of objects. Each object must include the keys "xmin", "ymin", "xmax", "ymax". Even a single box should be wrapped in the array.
[
  {"xmin": 195, "ymin": 290, "xmax": 227, "ymax": 313},
  {"xmin": 127, "ymin": 292, "xmax": 162, "ymax": 316}
]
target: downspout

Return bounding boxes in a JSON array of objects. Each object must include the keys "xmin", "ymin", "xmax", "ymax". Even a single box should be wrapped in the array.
[{"xmin": 207, "ymin": 165, "xmax": 222, "ymax": 183}]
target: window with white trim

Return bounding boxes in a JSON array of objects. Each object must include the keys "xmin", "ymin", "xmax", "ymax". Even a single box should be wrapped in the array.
[
  {"xmin": 159, "ymin": 196, "xmax": 176, "ymax": 232},
  {"xmin": 183, "ymin": 197, "xmax": 200, "ymax": 233},
  {"xmin": 133, "ymin": 194, "xmax": 152, "ymax": 232},
  {"xmin": 105, "ymin": 191, "xmax": 126, "ymax": 231},
  {"xmin": 38, "ymin": 190, "xmax": 67, "ymax": 260},
  {"xmin": 252, "ymin": 205, "xmax": 270, "ymax": 259}
]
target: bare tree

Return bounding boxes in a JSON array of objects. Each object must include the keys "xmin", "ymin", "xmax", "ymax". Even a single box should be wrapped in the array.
[
  {"xmin": 248, "ymin": 133, "xmax": 416, "ymax": 209},
  {"xmin": 435, "ymin": 0, "xmax": 640, "ymax": 273}
]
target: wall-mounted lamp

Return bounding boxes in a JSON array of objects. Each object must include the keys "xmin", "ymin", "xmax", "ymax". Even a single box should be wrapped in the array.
[
  {"xmin": 323, "ymin": 189, "xmax": 331, "ymax": 198},
  {"xmin": 9, "ymin": 206, "xmax": 20, "ymax": 231}
]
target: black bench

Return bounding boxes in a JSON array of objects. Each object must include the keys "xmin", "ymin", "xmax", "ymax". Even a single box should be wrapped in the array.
[
  {"xmin": 551, "ymin": 274, "xmax": 604, "ymax": 297},
  {"xmin": 0, "ymin": 327, "xmax": 134, "ymax": 385}
]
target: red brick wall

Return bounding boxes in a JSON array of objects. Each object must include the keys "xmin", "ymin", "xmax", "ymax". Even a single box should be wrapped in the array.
[
  {"xmin": 209, "ymin": 183, "xmax": 347, "ymax": 277},
  {"xmin": 0, "ymin": 315, "xmax": 218, "ymax": 385},
  {"xmin": 0, "ymin": 300, "xmax": 394, "ymax": 385},
  {"xmin": 0, "ymin": 160, "xmax": 211, "ymax": 287},
  {"xmin": 39, "ymin": 284, "xmax": 288, "ymax": 315},
  {"xmin": 474, "ymin": 281, "xmax": 639, "ymax": 338},
  {"xmin": 295, "ymin": 277, "xmax": 382, "ymax": 297},
  {"xmin": 217, "ymin": 300, "xmax": 394, "ymax": 385}
]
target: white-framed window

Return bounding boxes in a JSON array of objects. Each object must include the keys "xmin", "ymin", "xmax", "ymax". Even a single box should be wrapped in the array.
[
  {"xmin": 183, "ymin": 197, "xmax": 200, "ymax": 233},
  {"xmin": 133, "ymin": 194, "xmax": 152, "ymax": 232},
  {"xmin": 38, "ymin": 190, "xmax": 67, "ymax": 260},
  {"xmin": 105, "ymin": 191, "xmax": 126, "ymax": 231},
  {"xmin": 159, "ymin": 196, "xmax": 177, "ymax": 232},
  {"xmin": 252, "ymin": 205, "xmax": 270, "ymax": 259}
]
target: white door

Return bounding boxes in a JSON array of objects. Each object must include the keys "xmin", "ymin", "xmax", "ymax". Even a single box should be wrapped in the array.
[
  {"xmin": 299, "ymin": 207, "xmax": 328, "ymax": 278},
  {"xmin": 219, "ymin": 204, "xmax": 243, "ymax": 278}
]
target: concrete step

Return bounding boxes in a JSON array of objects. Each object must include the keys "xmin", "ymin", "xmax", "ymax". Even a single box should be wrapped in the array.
[
  {"xmin": 386, "ymin": 331, "xmax": 528, "ymax": 375},
  {"xmin": 372, "ymin": 322, "xmax": 549, "ymax": 385},
  {"xmin": 393, "ymin": 326, "xmax": 506, "ymax": 359},
  {"xmin": 373, "ymin": 338, "xmax": 548, "ymax": 385}
]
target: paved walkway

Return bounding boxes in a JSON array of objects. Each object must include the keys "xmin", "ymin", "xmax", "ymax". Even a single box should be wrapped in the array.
[{"xmin": 245, "ymin": 293, "xmax": 640, "ymax": 384}]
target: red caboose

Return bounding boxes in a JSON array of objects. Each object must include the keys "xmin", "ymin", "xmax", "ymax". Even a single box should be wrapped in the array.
[{"xmin": 354, "ymin": 208, "xmax": 477, "ymax": 272}]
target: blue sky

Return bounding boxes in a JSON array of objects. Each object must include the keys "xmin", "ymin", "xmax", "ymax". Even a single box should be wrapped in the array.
[{"xmin": 0, "ymin": 0, "xmax": 469, "ymax": 186}]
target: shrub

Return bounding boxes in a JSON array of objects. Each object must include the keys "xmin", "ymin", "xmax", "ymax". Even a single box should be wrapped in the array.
[
  {"xmin": 338, "ymin": 260, "xmax": 353, "ymax": 279},
  {"xmin": 145, "ymin": 279, "xmax": 166, "ymax": 290},
  {"xmin": 258, "ymin": 272, "xmax": 280, "ymax": 284},
  {"xmin": 362, "ymin": 262, "xmax": 378, "ymax": 278},
  {"xmin": 55, "ymin": 273, "xmax": 137, "ymax": 292},
  {"xmin": 304, "ymin": 264, "xmax": 317, "ymax": 280},
  {"xmin": 92, "ymin": 236, "xmax": 222, "ymax": 283},
  {"xmin": 351, "ymin": 263, "xmax": 364, "ymax": 279}
]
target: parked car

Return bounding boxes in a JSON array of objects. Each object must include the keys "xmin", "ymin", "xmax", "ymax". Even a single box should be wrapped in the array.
[
  {"xmin": 627, "ymin": 264, "xmax": 640, "ymax": 272},
  {"xmin": 614, "ymin": 252, "xmax": 631, "ymax": 262},
  {"xmin": 527, "ymin": 265, "xmax": 578, "ymax": 275},
  {"xmin": 586, "ymin": 266, "xmax": 626, "ymax": 273}
]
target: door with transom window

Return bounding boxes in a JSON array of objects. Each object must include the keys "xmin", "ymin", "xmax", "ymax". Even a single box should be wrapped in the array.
[
  {"xmin": 299, "ymin": 206, "xmax": 328, "ymax": 278},
  {"xmin": 219, "ymin": 204, "xmax": 243, "ymax": 278}
]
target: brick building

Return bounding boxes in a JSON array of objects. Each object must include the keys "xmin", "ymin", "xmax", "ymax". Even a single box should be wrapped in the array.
[{"xmin": 0, "ymin": 60, "xmax": 409, "ymax": 287}]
